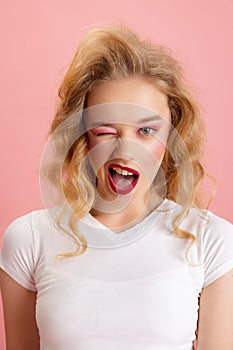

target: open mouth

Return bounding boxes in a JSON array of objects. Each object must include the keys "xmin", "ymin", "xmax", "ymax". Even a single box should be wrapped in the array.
[{"xmin": 108, "ymin": 163, "xmax": 139, "ymax": 195}]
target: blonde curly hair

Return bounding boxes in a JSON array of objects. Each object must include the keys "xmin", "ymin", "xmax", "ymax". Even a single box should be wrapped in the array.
[{"xmin": 44, "ymin": 24, "xmax": 213, "ymax": 260}]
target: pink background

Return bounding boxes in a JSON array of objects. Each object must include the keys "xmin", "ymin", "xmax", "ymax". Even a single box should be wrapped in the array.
[{"xmin": 0, "ymin": 1, "xmax": 232, "ymax": 348}]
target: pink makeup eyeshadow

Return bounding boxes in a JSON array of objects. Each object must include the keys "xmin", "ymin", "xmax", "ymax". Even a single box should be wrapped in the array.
[{"xmin": 91, "ymin": 127, "xmax": 117, "ymax": 136}]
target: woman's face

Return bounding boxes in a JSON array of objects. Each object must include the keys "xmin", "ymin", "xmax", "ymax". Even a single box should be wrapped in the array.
[{"xmin": 85, "ymin": 77, "xmax": 171, "ymax": 204}]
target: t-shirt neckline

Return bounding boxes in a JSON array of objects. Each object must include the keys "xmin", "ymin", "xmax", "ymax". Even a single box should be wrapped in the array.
[{"xmin": 82, "ymin": 197, "xmax": 170, "ymax": 236}]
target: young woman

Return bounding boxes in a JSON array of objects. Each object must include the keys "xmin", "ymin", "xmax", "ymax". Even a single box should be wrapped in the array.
[{"xmin": 1, "ymin": 25, "xmax": 233, "ymax": 350}]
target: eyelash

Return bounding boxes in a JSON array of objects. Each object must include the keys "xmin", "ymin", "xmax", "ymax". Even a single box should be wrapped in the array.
[
  {"xmin": 92, "ymin": 126, "xmax": 159, "ymax": 137},
  {"xmin": 138, "ymin": 127, "xmax": 158, "ymax": 135},
  {"xmin": 95, "ymin": 131, "xmax": 117, "ymax": 136},
  {"xmin": 91, "ymin": 128, "xmax": 117, "ymax": 136}
]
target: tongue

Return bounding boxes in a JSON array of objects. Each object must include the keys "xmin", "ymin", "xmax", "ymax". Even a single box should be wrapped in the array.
[{"xmin": 112, "ymin": 173, "xmax": 134, "ymax": 189}]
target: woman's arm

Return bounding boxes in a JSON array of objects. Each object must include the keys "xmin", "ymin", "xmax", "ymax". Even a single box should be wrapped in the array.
[
  {"xmin": 0, "ymin": 269, "xmax": 40, "ymax": 350},
  {"xmin": 196, "ymin": 268, "xmax": 233, "ymax": 350}
]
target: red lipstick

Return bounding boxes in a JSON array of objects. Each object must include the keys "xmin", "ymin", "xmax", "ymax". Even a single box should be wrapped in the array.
[{"xmin": 107, "ymin": 163, "xmax": 139, "ymax": 195}]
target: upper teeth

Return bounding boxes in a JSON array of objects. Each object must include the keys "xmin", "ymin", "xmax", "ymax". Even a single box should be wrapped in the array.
[{"xmin": 112, "ymin": 167, "xmax": 134, "ymax": 176}]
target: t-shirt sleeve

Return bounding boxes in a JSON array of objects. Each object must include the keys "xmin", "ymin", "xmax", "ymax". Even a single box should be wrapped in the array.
[
  {"xmin": 0, "ymin": 213, "xmax": 37, "ymax": 291},
  {"xmin": 202, "ymin": 211, "xmax": 233, "ymax": 288}
]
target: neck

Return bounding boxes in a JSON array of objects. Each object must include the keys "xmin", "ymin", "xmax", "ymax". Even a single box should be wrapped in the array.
[{"xmin": 90, "ymin": 191, "xmax": 163, "ymax": 233}]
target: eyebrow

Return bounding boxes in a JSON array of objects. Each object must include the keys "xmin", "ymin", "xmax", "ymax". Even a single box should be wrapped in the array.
[
  {"xmin": 136, "ymin": 115, "xmax": 163, "ymax": 123},
  {"xmin": 88, "ymin": 115, "xmax": 162, "ymax": 128}
]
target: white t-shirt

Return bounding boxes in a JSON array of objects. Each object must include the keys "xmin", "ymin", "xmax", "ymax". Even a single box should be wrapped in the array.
[{"xmin": 1, "ymin": 198, "xmax": 233, "ymax": 350}]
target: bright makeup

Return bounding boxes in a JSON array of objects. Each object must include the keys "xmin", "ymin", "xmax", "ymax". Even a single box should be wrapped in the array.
[
  {"xmin": 107, "ymin": 163, "xmax": 139, "ymax": 195},
  {"xmin": 90, "ymin": 126, "xmax": 118, "ymax": 137}
]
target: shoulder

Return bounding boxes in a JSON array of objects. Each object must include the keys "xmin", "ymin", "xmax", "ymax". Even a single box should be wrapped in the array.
[
  {"xmin": 165, "ymin": 200, "xmax": 233, "ymax": 285},
  {"xmin": 0, "ymin": 209, "xmax": 55, "ymax": 291},
  {"xmin": 165, "ymin": 199, "xmax": 233, "ymax": 238},
  {"xmin": 192, "ymin": 209, "xmax": 233, "ymax": 287},
  {"xmin": 0, "ymin": 208, "xmax": 53, "ymax": 265},
  {"xmin": 1, "ymin": 209, "xmax": 50, "ymax": 244},
  {"xmin": 0, "ymin": 209, "xmax": 46, "ymax": 291},
  {"xmin": 1, "ymin": 206, "xmax": 73, "ymax": 263},
  {"xmin": 171, "ymin": 199, "xmax": 233, "ymax": 256},
  {"xmin": 203, "ymin": 210, "xmax": 233, "ymax": 236},
  {"xmin": 190, "ymin": 207, "xmax": 233, "ymax": 247}
]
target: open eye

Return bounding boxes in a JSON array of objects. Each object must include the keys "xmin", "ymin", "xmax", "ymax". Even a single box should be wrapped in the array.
[{"xmin": 139, "ymin": 127, "xmax": 157, "ymax": 135}]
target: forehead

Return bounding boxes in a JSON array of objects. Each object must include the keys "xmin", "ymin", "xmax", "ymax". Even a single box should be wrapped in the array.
[
  {"xmin": 84, "ymin": 103, "xmax": 165, "ymax": 128},
  {"xmin": 85, "ymin": 78, "xmax": 171, "ymax": 126}
]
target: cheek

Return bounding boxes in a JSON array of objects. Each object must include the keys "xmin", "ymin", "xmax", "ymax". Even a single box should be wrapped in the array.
[{"xmin": 148, "ymin": 141, "xmax": 166, "ymax": 163}]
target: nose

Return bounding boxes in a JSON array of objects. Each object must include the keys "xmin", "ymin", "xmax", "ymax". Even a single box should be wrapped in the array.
[{"xmin": 111, "ymin": 137, "xmax": 141, "ymax": 161}]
